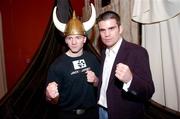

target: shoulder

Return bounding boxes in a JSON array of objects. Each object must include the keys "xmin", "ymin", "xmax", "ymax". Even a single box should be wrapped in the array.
[
  {"xmin": 123, "ymin": 40, "xmax": 148, "ymax": 54},
  {"xmin": 50, "ymin": 54, "xmax": 68, "ymax": 69},
  {"xmin": 83, "ymin": 51, "xmax": 100, "ymax": 63},
  {"xmin": 83, "ymin": 51, "xmax": 97, "ymax": 58}
]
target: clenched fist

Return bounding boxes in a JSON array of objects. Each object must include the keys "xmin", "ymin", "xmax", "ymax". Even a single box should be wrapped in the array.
[
  {"xmin": 115, "ymin": 63, "xmax": 132, "ymax": 83},
  {"xmin": 86, "ymin": 70, "xmax": 98, "ymax": 86},
  {"xmin": 46, "ymin": 81, "xmax": 59, "ymax": 104}
]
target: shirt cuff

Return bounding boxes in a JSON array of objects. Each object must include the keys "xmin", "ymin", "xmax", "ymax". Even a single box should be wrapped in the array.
[{"xmin": 123, "ymin": 79, "xmax": 132, "ymax": 92}]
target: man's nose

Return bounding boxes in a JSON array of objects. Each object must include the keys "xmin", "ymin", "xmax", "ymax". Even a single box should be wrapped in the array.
[
  {"xmin": 104, "ymin": 30, "xmax": 110, "ymax": 37},
  {"xmin": 72, "ymin": 38, "xmax": 77, "ymax": 44}
]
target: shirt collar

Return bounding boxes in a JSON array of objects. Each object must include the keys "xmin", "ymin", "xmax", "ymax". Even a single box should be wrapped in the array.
[{"xmin": 106, "ymin": 38, "xmax": 122, "ymax": 56}]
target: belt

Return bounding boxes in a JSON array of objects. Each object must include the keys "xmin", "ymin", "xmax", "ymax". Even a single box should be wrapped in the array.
[
  {"xmin": 60, "ymin": 106, "xmax": 96, "ymax": 115},
  {"xmin": 98, "ymin": 105, "xmax": 108, "ymax": 111},
  {"xmin": 73, "ymin": 109, "xmax": 86, "ymax": 115}
]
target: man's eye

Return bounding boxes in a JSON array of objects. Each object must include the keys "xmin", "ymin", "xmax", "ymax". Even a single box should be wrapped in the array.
[
  {"xmin": 76, "ymin": 36, "xmax": 83, "ymax": 39},
  {"xmin": 66, "ymin": 37, "xmax": 72, "ymax": 41},
  {"xmin": 109, "ymin": 27, "xmax": 115, "ymax": 30},
  {"xmin": 100, "ymin": 29, "xmax": 105, "ymax": 32}
]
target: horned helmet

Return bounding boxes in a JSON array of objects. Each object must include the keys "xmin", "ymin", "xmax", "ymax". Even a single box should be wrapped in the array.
[{"xmin": 53, "ymin": 3, "xmax": 96, "ymax": 36}]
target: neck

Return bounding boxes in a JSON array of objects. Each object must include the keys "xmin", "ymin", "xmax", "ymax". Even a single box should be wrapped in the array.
[{"xmin": 66, "ymin": 50, "xmax": 83, "ymax": 57}]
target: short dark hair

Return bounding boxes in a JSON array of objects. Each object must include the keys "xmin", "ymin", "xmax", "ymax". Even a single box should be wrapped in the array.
[{"xmin": 97, "ymin": 11, "xmax": 121, "ymax": 26}]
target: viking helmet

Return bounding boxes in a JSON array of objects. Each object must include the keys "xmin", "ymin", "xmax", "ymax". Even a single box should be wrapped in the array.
[{"xmin": 53, "ymin": 3, "xmax": 96, "ymax": 36}]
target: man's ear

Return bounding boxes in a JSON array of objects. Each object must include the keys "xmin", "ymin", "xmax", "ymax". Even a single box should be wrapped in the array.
[
  {"xmin": 119, "ymin": 25, "xmax": 123, "ymax": 34},
  {"xmin": 64, "ymin": 38, "xmax": 68, "ymax": 44},
  {"xmin": 83, "ymin": 36, "xmax": 87, "ymax": 43}
]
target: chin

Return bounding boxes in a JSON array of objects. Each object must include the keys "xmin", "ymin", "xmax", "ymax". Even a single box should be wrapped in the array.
[
  {"xmin": 106, "ymin": 43, "xmax": 113, "ymax": 48},
  {"xmin": 72, "ymin": 50, "xmax": 80, "ymax": 53}
]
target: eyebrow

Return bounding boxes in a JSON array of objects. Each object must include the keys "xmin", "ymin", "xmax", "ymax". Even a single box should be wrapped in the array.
[
  {"xmin": 109, "ymin": 26, "xmax": 116, "ymax": 29},
  {"xmin": 99, "ymin": 25, "xmax": 117, "ymax": 31}
]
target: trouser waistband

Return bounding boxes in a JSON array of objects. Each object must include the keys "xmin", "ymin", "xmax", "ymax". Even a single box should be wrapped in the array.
[
  {"xmin": 98, "ymin": 104, "xmax": 108, "ymax": 111},
  {"xmin": 60, "ymin": 106, "xmax": 96, "ymax": 115}
]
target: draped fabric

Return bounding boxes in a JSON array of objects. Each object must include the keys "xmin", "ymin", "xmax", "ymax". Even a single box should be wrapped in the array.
[
  {"xmin": 0, "ymin": 11, "xmax": 7, "ymax": 100},
  {"xmin": 57, "ymin": 0, "xmax": 72, "ymax": 23},
  {"xmin": 132, "ymin": 0, "xmax": 180, "ymax": 111},
  {"xmin": 132, "ymin": 0, "xmax": 180, "ymax": 23}
]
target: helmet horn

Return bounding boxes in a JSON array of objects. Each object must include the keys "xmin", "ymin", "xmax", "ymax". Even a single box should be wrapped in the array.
[
  {"xmin": 83, "ymin": 3, "xmax": 96, "ymax": 31},
  {"xmin": 52, "ymin": 6, "xmax": 66, "ymax": 32}
]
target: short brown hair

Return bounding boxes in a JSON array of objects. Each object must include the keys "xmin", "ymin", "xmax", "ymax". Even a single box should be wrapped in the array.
[{"xmin": 97, "ymin": 11, "xmax": 121, "ymax": 26}]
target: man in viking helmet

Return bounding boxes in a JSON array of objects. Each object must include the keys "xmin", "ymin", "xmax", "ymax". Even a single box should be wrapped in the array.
[{"xmin": 46, "ymin": 3, "xmax": 99, "ymax": 119}]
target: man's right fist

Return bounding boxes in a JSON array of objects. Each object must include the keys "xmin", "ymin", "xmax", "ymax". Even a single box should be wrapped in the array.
[{"xmin": 46, "ymin": 82, "xmax": 59, "ymax": 104}]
